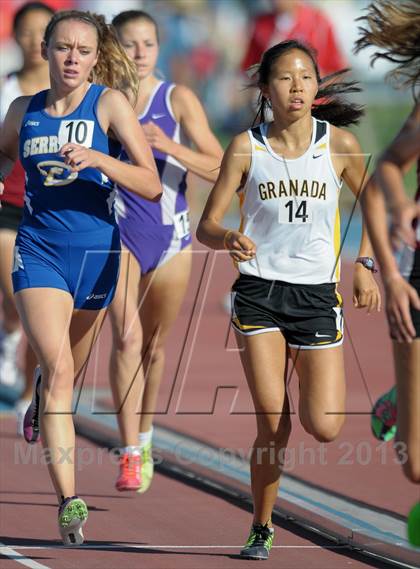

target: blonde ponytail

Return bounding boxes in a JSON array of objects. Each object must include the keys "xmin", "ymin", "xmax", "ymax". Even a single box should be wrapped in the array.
[
  {"xmin": 354, "ymin": 1, "xmax": 420, "ymax": 94},
  {"xmin": 89, "ymin": 13, "xmax": 139, "ymax": 105}
]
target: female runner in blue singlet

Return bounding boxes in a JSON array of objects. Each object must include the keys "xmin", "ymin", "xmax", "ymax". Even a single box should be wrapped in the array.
[
  {"xmin": 108, "ymin": 10, "xmax": 223, "ymax": 493},
  {"xmin": 0, "ymin": 10, "xmax": 161, "ymax": 545}
]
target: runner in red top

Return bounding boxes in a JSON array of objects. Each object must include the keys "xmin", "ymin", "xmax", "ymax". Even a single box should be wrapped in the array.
[{"xmin": 241, "ymin": 0, "xmax": 346, "ymax": 76}]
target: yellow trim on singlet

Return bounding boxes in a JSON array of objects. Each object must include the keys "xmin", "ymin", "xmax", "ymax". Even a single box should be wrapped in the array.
[
  {"xmin": 334, "ymin": 204, "xmax": 341, "ymax": 281},
  {"xmin": 315, "ymin": 142, "xmax": 327, "ymax": 152}
]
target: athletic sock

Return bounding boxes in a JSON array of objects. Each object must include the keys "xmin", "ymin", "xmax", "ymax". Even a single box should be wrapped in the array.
[
  {"xmin": 138, "ymin": 427, "xmax": 153, "ymax": 449},
  {"xmin": 120, "ymin": 445, "xmax": 140, "ymax": 456}
]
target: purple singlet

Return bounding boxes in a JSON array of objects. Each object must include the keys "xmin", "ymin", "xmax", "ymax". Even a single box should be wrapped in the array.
[{"xmin": 116, "ymin": 81, "xmax": 192, "ymax": 273}]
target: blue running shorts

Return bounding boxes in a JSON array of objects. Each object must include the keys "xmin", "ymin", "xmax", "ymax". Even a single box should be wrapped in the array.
[{"xmin": 12, "ymin": 224, "xmax": 121, "ymax": 310}]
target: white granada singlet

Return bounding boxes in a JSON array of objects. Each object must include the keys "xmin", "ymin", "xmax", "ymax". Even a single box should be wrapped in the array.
[{"xmin": 237, "ymin": 117, "xmax": 342, "ymax": 284}]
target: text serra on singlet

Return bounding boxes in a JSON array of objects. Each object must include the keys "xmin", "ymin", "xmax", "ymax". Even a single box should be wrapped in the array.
[{"xmin": 23, "ymin": 136, "xmax": 59, "ymax": 157}]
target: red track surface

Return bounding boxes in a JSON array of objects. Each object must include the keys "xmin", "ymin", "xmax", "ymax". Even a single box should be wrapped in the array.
[
  {"xmin": 87, "ymin": 248, "xmax": 416, "ymax": 515},
  {"xmin": 1, "ymin": 418, "xmax": 383, "ymax": 568},
  {"xmin": 1, "ymin": 243, "xmax": 417, "ymax": 568}
]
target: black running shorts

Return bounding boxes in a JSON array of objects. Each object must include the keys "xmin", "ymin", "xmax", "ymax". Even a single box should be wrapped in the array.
[{"xmin": 231, "ymin": 273, "xmax": 344, "ymax": 349}]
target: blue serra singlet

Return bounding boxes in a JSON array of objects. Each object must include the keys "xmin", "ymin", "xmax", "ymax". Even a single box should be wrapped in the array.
[
  {"xmin": 13, "ymin": 84, "xmax": 121, "ymax": 310},
  {"xmin": 19, "ymin": 83, "xmax": 121, "ymax": 232}
]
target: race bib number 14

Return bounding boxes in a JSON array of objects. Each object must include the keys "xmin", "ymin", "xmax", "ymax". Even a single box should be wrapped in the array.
[{"xmin": 278, "ymin": 199, "xmax": 313, "ymax": 224}]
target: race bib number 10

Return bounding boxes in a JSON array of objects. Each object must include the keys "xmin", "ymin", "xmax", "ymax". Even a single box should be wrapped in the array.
[{"xmin": 58, "ymin": 120, "xmax": 95, "ymax": 149}]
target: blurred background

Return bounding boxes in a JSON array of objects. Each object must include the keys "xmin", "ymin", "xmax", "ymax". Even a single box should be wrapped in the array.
[
  {"xmin": 1, "ymin": 0, "xmax": 415, "ymax": 244},
  {"xmin": 1, "ymin": 4, "xmax": 418, "ymax": 553}
]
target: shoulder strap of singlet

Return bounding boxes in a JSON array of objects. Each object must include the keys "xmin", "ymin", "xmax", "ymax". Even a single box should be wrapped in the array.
[
  {"xmin": 81, "ymin": 83, "xmax": 106, "ymax": 114},
  {"xmin": 250, "ymin": 121, "xmax": 328, "ymax": 150},
  {"xmin": 314, "ymin": 120, "xmax": 327, "ymax": 144},
  {"xmin": 26, "ymin": 89, "xmax": 48, "ymax": 114},
  {"xmin": 145, "ymin": 81, "xmax": 179, "ymax": 125},
  {"xmin": 250, "ymin": 125, "xmax": 265, "ymax": 145},
  {"xmin": 25, "ymin": 84, "xmax": 106, "ymax": 117},
  {"xmin": 148, "ymin": 81, "xmax": 171, "ymax": 112}
]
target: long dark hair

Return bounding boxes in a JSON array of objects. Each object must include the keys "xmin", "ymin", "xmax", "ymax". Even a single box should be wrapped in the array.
[
  {"xmin": 354, "ymin": 0, "xmax": 420, "ymax": 99},
  {"xmin": 250, "ymin": 40, "xmax": 364, "ymax": 127}
]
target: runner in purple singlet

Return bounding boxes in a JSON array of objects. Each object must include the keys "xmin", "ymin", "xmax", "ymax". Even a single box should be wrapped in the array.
[{"xmin": 109, "ymin": 10, "xmax": 223, "ymax": 492}]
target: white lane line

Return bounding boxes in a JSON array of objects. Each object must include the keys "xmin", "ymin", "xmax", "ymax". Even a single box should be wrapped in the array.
[
  {"xmin": 3, "ymin": 544, "xmax": 347, "ymax": 550},
  {"xmin": 0, "ymin": 543, "xmax": 50, "ymax": 569}
]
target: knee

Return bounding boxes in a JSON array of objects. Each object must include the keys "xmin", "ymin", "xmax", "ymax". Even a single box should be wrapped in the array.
[
  {"xmin": 144, "ymin": 342, "xmax": 165, "ymax": 369},
  {"xmin": 303, "ymin": 416, "xmax": 344, "ymax": 443},
  {"xmin": 113, "ymin": 325, "xmax": 143, "ymax": 356},
  {"xmin": 41, "ymin": 358, "xmax": 74, "ymax": 394},
  {"xmin": 257, "ymin": 416, "xmax": 292, "ymax": 447}
]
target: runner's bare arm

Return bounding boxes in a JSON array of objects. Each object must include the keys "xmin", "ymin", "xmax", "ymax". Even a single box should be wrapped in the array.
[
  {"xmin": 332, "ymin": 127, "xmax": 380, "ymax": 312},
  {"xmin": 169, "ymin": 85, "xmax": 223, "ymax": 182},
  {"xmin": 197, "ymin": 132, "xmax": 256, "ymax": 261},
  {"xmin": 60, "ymin": 89, "xmax": 162, "ymax": 201}
]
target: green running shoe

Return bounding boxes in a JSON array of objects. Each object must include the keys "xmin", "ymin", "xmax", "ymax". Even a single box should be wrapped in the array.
[
  {"xmin": 371, "ymin": 385, "xmax": 397, "ymax": 442},
  {"xmin": 240, "ymin": 523, "xmax": 274, "ymax": 560},
  {"xmin": 407, "ymin": 502, "xmax": 420, "ymax": 547},
  {"xmin": 137, "ymin": 441, "xmax": 154, "ymax": 494},
  {"xmin": 58, "ymin": 496, "xmax": 88, "ymax": 546}
]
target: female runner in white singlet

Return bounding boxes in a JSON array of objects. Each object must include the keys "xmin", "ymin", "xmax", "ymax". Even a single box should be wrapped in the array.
[{"xmin": 197, "ymin": 39, "xmax": 381, "ymax": 560}]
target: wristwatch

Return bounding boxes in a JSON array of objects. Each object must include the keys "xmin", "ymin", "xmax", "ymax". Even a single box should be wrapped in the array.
[{"xmin": 355, "ymin": 256, "xmax": 377, "ymax": 272}]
